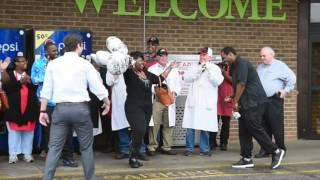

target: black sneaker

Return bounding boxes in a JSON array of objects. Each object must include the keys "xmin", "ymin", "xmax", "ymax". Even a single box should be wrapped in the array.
[
  {"xmin": 271, "ymin": 149, "xmax": 285, "ymax": 169},
  {"xmin": 160, "ymin": 149, "xmax": 177, "ymax": 155},
  {"xmin": 146, "ymin": 150, "xmax": 156, "ymax": 156},
  {"xmin": 129, "ymin": 158, "xmax": 143, "ymax": 168},
  {"xmin": 115, "ymin": 153, "xmax": 129, "ymax": 159},
  {"xmin": 232, "ymin": 158, "xmax": 254, "ymax": 168},
  {"xmin": 220, "ymin": 144, "xmax": 228, "ymax": 151},
  {"xmin": 62, "ymin": 159, "xmax": 78, "ymax": 167},
  {"xmin": 137, "ymin": 153, "xmax": 150, "ymax": 161},
  {"xmin": 184, "ymin": 151, "xmax": 192, "ymax": 156},
  {"xmin": 199, "ymin": 151, "xmax": 212, "ymax": 157}
]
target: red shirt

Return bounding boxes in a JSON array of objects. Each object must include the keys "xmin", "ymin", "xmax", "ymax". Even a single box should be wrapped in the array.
[{"xmin": 217, "ymin": 67, "xmax": 233, "ymax": 116}]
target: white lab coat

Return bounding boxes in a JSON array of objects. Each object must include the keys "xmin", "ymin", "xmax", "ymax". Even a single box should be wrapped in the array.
[
  {"xmin": 182, "ymin": 62, "xmax": 224, "ymax": 132},
  {"xmin": 148, "ymin": 63, "xmax": 182, "ymax": 127},
  {"xmin": 105, "ymin": 72, "xmax": 130, "ymax": 131}
]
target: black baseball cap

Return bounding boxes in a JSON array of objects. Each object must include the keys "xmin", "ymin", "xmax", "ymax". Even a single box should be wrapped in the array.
[
  {"xmin": 147, "ymin": 36, "xmax": 159, "ymax": 45},
  {"xmin": 156, "ymin": 48, "xmax": 168, "ymax": 56}
]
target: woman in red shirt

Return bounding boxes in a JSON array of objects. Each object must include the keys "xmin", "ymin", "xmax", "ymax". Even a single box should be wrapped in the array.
[{"xmin": 2, "ymin": 54, "xmax": 39, "ymax": 164}]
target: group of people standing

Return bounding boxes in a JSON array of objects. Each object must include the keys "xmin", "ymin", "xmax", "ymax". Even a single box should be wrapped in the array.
[{"xmin": 0, "ymin": 33, "xmax": 296, "ymax": 180}]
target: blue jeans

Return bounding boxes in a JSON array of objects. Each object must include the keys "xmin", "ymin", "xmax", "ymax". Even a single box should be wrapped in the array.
[
  {"xmin": 7, "ymin": 124, "xmax": 34, "ymax": 156},
  {"xmin": 185, "ymin": 128, "xmax": 210, "ymax": 153},
  {"xmin": 117, "ymin": 128, "xmax": 146, "ymax": 154}
]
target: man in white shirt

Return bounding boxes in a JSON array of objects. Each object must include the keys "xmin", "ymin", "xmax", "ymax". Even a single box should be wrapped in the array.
[
  {"xmin": 147, "ymin": 48, "xmax": 181, "ymax": 155},
  {"xmin": 39, "ymin": 34, "xmax": 110, "ymax": 180}
]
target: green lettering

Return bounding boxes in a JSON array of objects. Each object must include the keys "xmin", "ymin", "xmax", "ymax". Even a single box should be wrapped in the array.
[
  {"xmin": 226, "ymin": 0, "xmax": 250, "ymax": 19},
  {"xmin": 75, "ymin": 0, "xmax": 87, "ymax": 13},
  {"xmin": 263, "ymin": 0, "xmax": 286, "ymax": 20},
  {"xmin": 171, "ymin": 0, "xmax": 197, "ymax": 20},
  {"xmin": 145, "ymin": 0, "xmax": 171, "ymax": 17},
  {"xmin": 113, "ymin": 0, "xmax": 141, "ymax": 16},
  {"xmin": 198, "ymin": 0, "xmax": 228, "ymax": 19},
  {"xmin": 248, "ymin": 0, "xmax": 261, "ymax": 20},
  {"xmin": 92, "ymin": 0, "xmax": 104, "ymax": 13},
  {"xmin": 75, "ymin": 0, "xmax": 104, "ymax": 14}
]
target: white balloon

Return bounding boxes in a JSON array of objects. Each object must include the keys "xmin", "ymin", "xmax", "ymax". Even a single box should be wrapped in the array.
[
  {"xmin": 107, "ymin": 51, "xmax": 128, "ymax": 75},
  {"xmin": 106, "ymin": 36, "xmax": 124, "ymax": 52},
  {"xmin": 90, "ymin": 53, "xmax": 97, "ymax": 62},
  {"xmin": 95, "ymin": 50, "xmax": 111, "ymax": 66},
  {"xmin": 118, "ymin": 43, "xmax": 128, "ymax": 55}
]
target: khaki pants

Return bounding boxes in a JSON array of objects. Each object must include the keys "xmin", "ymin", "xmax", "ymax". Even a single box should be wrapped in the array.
[{"xmin": 148, "ymin": 101, "xmax": 173, "ymax": 151}]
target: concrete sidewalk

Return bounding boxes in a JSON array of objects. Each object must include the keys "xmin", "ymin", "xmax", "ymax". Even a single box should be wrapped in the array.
[{"xmin": 0, "ymin": 140, "xmax": 319, "ymax": 179}]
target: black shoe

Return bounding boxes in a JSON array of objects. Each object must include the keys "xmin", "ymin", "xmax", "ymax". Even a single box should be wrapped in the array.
[
  {"xmin": 232, "ymin": 158, "xmax": 254, "ymax": 168},
  {"xmin": 129, "ymin": 158, "xmax": 143, "ymax": 168},
  {"xmin": 137, "ymin": 153, "xmax": 150, "ymax": 161},
  {"xmin": 271, "ymin": 149, "xmax": 285, "ymax": 169},
  {"xmin": 160, "ymin": 149, "xmax": 177, "ymax": 155},
  {"xmin": 146, "ymin": 150, "xmax": 156, "ymax": 156},
  {"xmin": 115, "ymin": 153, "xmax": 129, "ymax": 159},
  {"xmin": 220, "ymin": 144, "xmax": 228, "ymax": 151},
  {"xmin": 184, "ymin": 151, "xmax": 192, "ymax": 156},
  {"xmin": 254, "ymin": 149, "xmax": 270, "ymax": 158},
  {"xmin": 200, "ymin": 151, "xmax": 212, "ymax": 157},
  {"xmin": 62, "ymin": 159, "xmax": 78, "ymax": 167}
]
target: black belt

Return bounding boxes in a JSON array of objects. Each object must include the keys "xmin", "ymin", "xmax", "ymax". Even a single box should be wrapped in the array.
[
  {"xmin": 57, "ymin": 102, "xmax": 88, "ymax": 105},
  {"xmin": 268, "ymin": 93, "xmax": 282, "ymax": 100}
]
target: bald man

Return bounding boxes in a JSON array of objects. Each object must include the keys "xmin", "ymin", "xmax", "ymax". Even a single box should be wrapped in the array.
[{"xmin": 255, "ymin": 47, "xmax": 296, "ymax": 158}]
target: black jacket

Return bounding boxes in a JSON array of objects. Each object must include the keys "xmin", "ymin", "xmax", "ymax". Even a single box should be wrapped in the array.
[{"xmin": 2, "ymin": 70, "xmax": 39, "ymax": 126}]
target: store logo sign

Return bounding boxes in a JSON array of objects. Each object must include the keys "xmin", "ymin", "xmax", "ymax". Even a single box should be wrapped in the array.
[{"xmin": 75, "ymin": 0, "xmax": 287, "ymax": 21}]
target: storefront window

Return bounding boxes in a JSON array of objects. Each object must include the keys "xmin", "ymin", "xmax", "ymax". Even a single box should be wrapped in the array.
[{"xmin": 311, "ymin": 3, "xmax": 320, "ymax": 23}]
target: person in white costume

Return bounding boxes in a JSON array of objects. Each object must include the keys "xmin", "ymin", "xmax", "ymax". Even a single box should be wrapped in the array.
[
  {"xmin": 106, "ymin": 72, "xmax": 149, "ymax": 160},
  {"xmin": 182, "ymin": 47, "xmax": 224, "ymax": 157},
  {"xmin": 147, "ymin": 48, "xmax": 181, "ymax": 156}
]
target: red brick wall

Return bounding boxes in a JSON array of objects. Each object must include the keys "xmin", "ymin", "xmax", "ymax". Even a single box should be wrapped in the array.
[{"xmin": 0, "ymin": 0, "xmax": 298, "ymax": 141}]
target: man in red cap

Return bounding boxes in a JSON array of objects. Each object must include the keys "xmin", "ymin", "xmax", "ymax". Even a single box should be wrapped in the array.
[
  {"xmin": 144, "ymin": 36, "xmax": 160, "ymax": 68},
  {"xmin": 182, "ymin": 47, "xmax": 224, "ymax": 157}
]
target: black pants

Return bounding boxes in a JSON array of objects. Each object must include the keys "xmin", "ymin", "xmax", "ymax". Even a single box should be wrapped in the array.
[
  {"xmin": 261, "ymin": 96, "xmax": 285, "ymax": 151},
  {"xmin": 125, "ymin": 101, "xmax": 151, "ymax": 157},
  {"xmin": 209, "ymin": 115, "xmax": 231, "ymax": 148},
  {"xmin": 40, "ymin": 106, "xmax": 74, "ymax": 160},
  {"xmin": 238, "ymin": 104, "xmax": 277, "ymax": 158}
]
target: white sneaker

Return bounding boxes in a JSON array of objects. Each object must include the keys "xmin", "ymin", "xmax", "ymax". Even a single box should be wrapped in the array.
[
  {"xmin": 8, "ymin": 155, "xmax": 18, "ymax": 164},
  {"xmin": 23, "ymin": 155, "xmax": 34, "ymax": 163}
]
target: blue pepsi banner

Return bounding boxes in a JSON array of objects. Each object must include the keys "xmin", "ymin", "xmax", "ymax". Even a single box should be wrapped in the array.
[
  {"xmin": 0, "ymin": 28, "xmax": 25, "ymax": 61},
  {"xmin": 34, "ymin": 30, "xmax": 92, "ymax": 61}
]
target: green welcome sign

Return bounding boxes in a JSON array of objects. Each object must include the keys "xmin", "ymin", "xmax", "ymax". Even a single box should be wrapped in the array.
[{"xmin": 75, "ymin": 0, "xmax": 287, "ymax": 21}]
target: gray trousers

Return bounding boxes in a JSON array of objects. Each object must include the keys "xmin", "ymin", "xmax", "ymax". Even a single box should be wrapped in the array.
[{"xmin": 43, "ymin": 103, "xmax": 95, "ymax": 180}]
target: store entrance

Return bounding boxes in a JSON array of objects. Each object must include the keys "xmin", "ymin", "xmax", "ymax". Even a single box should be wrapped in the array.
[{"xmin": 309, "ymin": 35, "xmax": 320, "ymax": 139}]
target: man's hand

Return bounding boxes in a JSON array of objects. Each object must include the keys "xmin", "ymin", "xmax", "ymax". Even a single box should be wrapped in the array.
[
  {"xmin": 101, "ymin": 98, "xmax": 111, "ymax": 116},
  {"xmin": 20, "ymin": 73, "xmax": 31, "ymax": 84},
  {"xmin": 169, "ymin": 61, "xmax": 179, "ymax": 69},
  {"xmin": 39, "ymin": 112, "xmax": 50, "ymax": 126},
  {"xmin": 279, "ymin": 90, "xmax": 288, "ymax": 98},
  {"xmin": 224, "ymin": 96, "xmax": 232, "ymax": 103},
  {"xmin": 233, "ymin": 102, "xmax": 239, "ymax": 112},
  {"xmin": 0, "ymin": 57, "xmax": 11, "ymax": 70},
  {"xmin": 171, "ymin": 91, "xmax": 177, "ymax": 103}
]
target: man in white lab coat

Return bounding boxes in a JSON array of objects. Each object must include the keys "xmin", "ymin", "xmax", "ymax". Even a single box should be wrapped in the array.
[
  {"xmin": 147, "ymin": 48, "xmax": 181, "ymax": 155},
  {"xmin": 182, "ymin": 47, "xmax": 224, "ymax": 156}
]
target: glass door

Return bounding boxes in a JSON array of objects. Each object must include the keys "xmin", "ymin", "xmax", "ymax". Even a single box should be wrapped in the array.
[{"xmin": 310, "ymin": 40, "xmax": 320, "ymax": 138}]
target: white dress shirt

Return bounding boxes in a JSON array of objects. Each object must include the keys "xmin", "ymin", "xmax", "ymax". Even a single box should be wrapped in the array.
[{"xmin": 41, "ymin": 52, "xmax": 108, "ymax": 103}]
